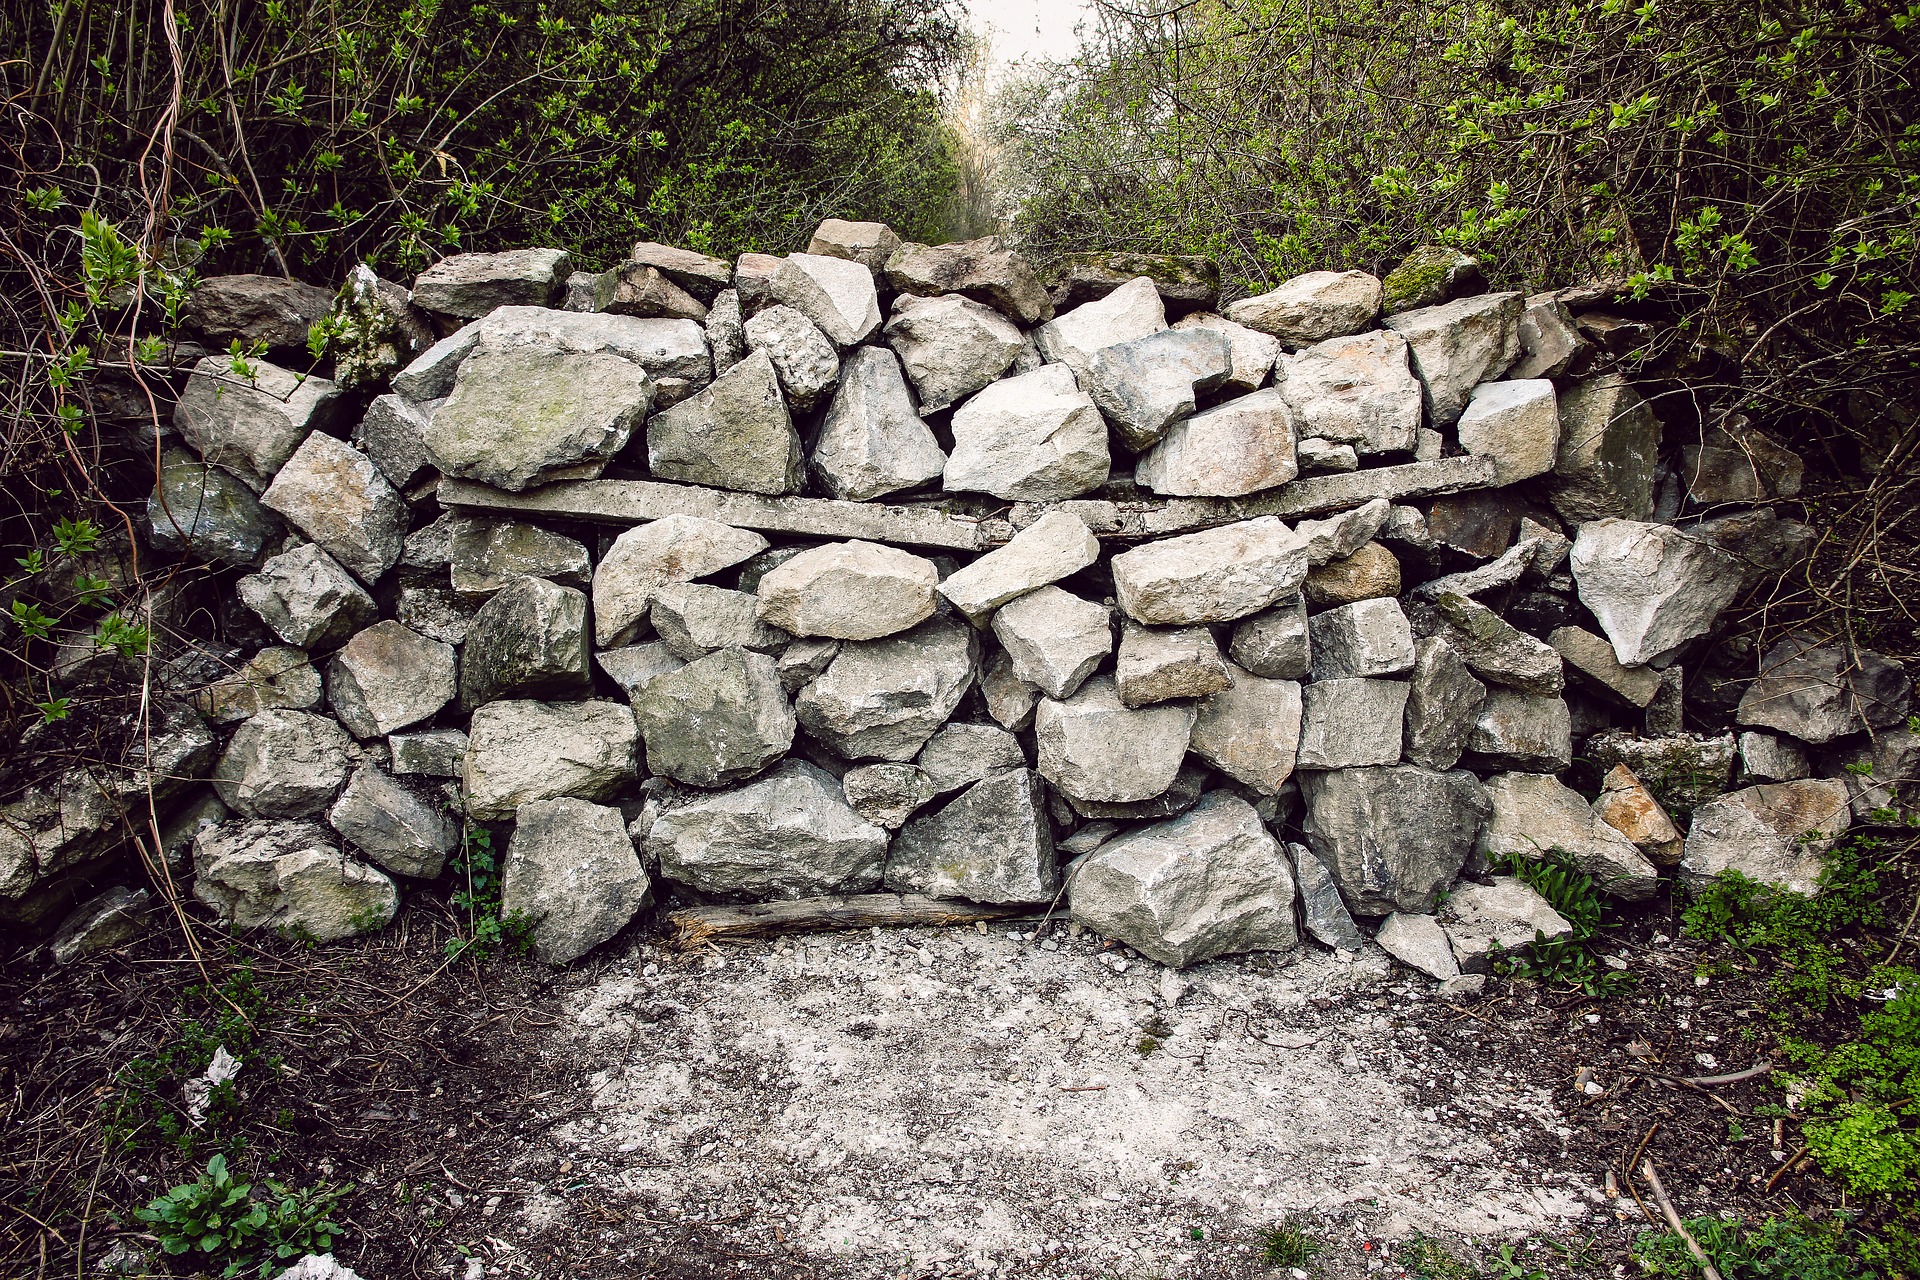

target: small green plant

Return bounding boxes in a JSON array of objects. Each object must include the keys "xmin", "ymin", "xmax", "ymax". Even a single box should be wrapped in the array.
[
  {"xmin": 1257, "ymin": 1219, "xmax": 1321, "ymax": 1267},
  {"xmin": 1632, "ymin": 1212, "xmax": 1871, "ymax": 1279},
  {"xmin": 445, "ymin": 818, "xmax": 534, "ymax": 960},
  {"xmin": 135, "ymin": 1154, "xmax": 349, "ymax": 1277},
  {"xmin": 1491, "ymin": 848, "xmax": 1634, "ymax": 996},
  {"xmin": 1485, "ymin": 1242, "xmax": 1546, "ymax": 1280},
  {"xmin": 1402, "ymin": 1236, "xmax": 1471, "ymax": 1280}
]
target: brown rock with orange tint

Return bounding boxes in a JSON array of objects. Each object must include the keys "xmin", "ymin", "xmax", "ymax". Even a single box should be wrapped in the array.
[{"xmin": 1591, "ymin": 764, "xmax": 1683, "ymax": 865}]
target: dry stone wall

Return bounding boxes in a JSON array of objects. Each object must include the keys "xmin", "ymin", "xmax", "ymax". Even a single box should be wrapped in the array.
[{"xmin": 14, "ymin": 221, "xmax": 1916, "ymax": 978}]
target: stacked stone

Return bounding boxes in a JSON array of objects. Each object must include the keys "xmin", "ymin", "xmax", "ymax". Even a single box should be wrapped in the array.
[{"xmin": 17, "ymin": 223, "xmax": 1908, "ymax": 975}]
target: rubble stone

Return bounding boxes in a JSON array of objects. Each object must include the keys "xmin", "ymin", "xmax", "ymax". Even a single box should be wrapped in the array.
[
  {"xmin": 1303, "ymin": 541, "xmax": 1402, "ymax": 606},
  {"xmin": 149, "ymin": 452, "xmax": 282, "ymax": 567},
  {"xmin": 1457, "ymin": 379, "xmax": 1559, "ymax": 485},
  {"xmin": 1381, "ymin": 246, "xmax": 1483, "ymax": 315},
  {"xmin": 462, "ymin": 699, "xmax": 638, "ymax": 820},
  {"xmin": 1228, "ymin": 600, "xmax": 1310, "ymax": 680},
  {"xmin": 389, "ymin": 728, "xmax": 468, "ymax": 778},
  {"xmin": 992, "ymin": 586, "xmax": 1112, "ymax": 700},
  {"xmin": 1300, "ymin": 765, "xmax": 1490, "ymax": 914},
  {"xmin": 1592, "ymin": 764, "xmax": 1684, "ymax": 865},
  {"xmin": 1298, "ymin": 439, "xmax": 1358, "ymax": 473},
  {"xmin": 606, "ymin": 264, "xmax": 707, "ymax": 320},
  {"xmin": 351, "ymin": 393, "xmax": 436, "ymax": 489},
  {"xmin": 596, "ymin": 642, "xmax": 686, "ymax": 701},
  {"xmin": 1085, "ymin": 327, "xmax": 1234, "ymax": 451},
  {"xmin": 1277, "ymin": 331, "xmax": 1422, "ymax": 455},
  {"xmin": 795, "ymin": 616, "xmax": 976, "ymax": 761},
  {"xmin": 1550, "ymin": 626, "xmax": 1662, "ymax": 707},
  {"xmin": 326, "ymin": 621, "xmax": 456, "ymax": 738},
  {"xmin": 1190, "ymin": 668, "xmax": 1301, "ymax": 794},
  {"xmin": 326, "ymin": 765, "xmax": 458, "ymax": 879},
  {"xmin": 259, "ymin": 433, "xmax": 406, "ymax": 586},
  {"xmin": 1116, "ymin": 624, "xmax": 1234, "ymax": 706},
  {"xmin": 592, "ymin": 515, "xmax": 769, "ymax": 648},
  {"xmin": 1296, "ymin": 678, "xmax": 1408, "ymax": 770},
  {"xmin": 50, "ymin": 885, "xmax": 151, "ymax": 964},
  {"xmin": 184, "ymin": 274, "xmax": 337, "ymax": 350},
  {"xmin": 1586, "ymin": 732, "xmax": 1737, "ymax": 812},
  {"xmin": 193, "ymin": 819, "xmax": 397, "ymax": 942},
  {"xmin": 1682, "ymin": 780, "xmax": 1854, "ymax": 895},
  {"xmin": 630, "ymin": 648, "xmax": 795, "ymax": 787},
  {"xmin": 886, "ymin": 769, "xmax": 1056, "ymax": 903},
  {"xmin": 212, "ymin": 710, "xmax": 351, "ymax": 818},
  {"xmin": 841, "ymin": 763, "xmax": 939, "ymax": 829},
  {"xmin": 1375, "ymin": 913, "xmax": 1460, "ymax": 981},
  {"xmin": 449, "ymin": 520, "xmax": 590, "ymax": 596},
  {"xmin": 1224, "ymin": 271, "xmax": 1382, "ymax": 347},
  {"xmin": 1683, "ymin": 422, "xmax": 1804, "ymax": 505},
  {"xmin": 1738, "ymin": 731, "xmax": 1810, "ymax": 783},
  {"xmin": 944, "ymin": 363, "xmax": 1110, "ymax": 502},
  {"xmin": 885, "ymin": 236, "xmax": 1054, "ymax": 326},
  {"xmin": 1510, "ymin": 294, "xmax": 1586, "ymax": 380},
  {"xmin": 1477, "ymin": 771, "xmax": 1658, "ymax": 900},
  {"xmin": 458, "ymin": 576, "xmax": 591, "ymax": 708},
  {"xmin": 1035, "ymin": 277, "xmax": 1168, "ymax": 379},
  {"xmin": 981, "ymin": 650, "xmax": 1041, "ymax": 732},
  {"xmin": 914, "ymin": 723, "xmax": 1028, "ymax": 796},
  {"xmin": 626, "ymin": 241, "xmax": 733, "ymax": 301},
  {"xmin": 1549, "ymin": 375, "xmax": 1663, "ymax": 522},
  {"xmin": 1287, "ymin": 841, "xmax": 1367, "ymax": 951},
  {"xmin": 1380, "ymin": 292, "xmax": 1523, "ymax": 429},
  {"xmin": 1308, "ymin": 598, "xmax": 1415, "ymax": 680},
  {"xmin": 755, "ymin": 540, "xmax": 939, "ymax": 641},
  {"xmin": 1110, "ymin": 516, "xmax": 1309, "ymax": 625},
  {"xmin": 1048, "ymin": 252, "xmax": 1218, "ymax": 316},
  {"xmin": 806, "ymin": 219, "xmax": 903, "ymax": 274},
  {"xmin": 1403, "ymin": 635, "xmax": 1487, "ymax": 771},
  {"xmin": 771, "ymin": 253, "xmax": 883, "ymax": 348},
  {"xmin": 1409, "ymin": 592, "xmax": 1565, "ymax": 694},
  {"xmin": 649, "ymin": 584, "xmax": 790, "ymax": 659},
  {"xmin": 647, "ymin": 759, "xmax": 888, "ymax": 899},
  {"xmin": 1570, "ymin": 519, "xmax": 1742, "ymax": 666},
  {"xmin": 1736, "ymin": 635, "xmax": 1911, "ymax": 744},
  {"xmin": 647, "ymin": 347, "xmax": 806, "ymax": 495},
  {"xmin": 1170, "ymin": 312, "xmax": 1281, "ymax": 391},
  {"xmin": 937, "ymin": 509, "xmax": 1100, "ymax": 625},
  {"xmin": 1135, "ymin": 387, "xmax": 1299, "ymax": 497},
  {"xmin": 197, "ymin": 646, "xmax": 322, "ymax": 724},
  {"xmin": 174, "ymin": 355, "xmax": 345, "ymax": 493},
  {"xmin": 1293, "ymin": 498, "xmax": 1395, "ymax": 565},
  {"xmin": 1035, "ymin": 675, "xmax": 1194, "ymax": 804},
  {"xmin": 812, "ymin": 347, "xmax": 946, "ymax": 501},
  {"xmin": 503, "ymin": 797, "xmax": 652, "ymax": 965},
  {"xmin": 1437, "ymin": 877, "xmax": 1572, "ymax": 971},
  {"xmin": 1468, "ymin": 691, "xmax": 1573, "ymax": 771},
  {"xmin": 882, "ymin": 292, "xmax": 1025, "ymax": 413},
  {"xmin": 411, "ymin": 248, "xmax": 569, "ymax": 316}
]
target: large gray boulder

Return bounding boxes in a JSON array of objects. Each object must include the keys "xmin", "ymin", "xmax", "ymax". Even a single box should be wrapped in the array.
[
  {"xmin": 1300, "ymin": 765, "xmax": 1490, "ymax": 914},
  {"xmin": 1287, "ymin": 840, "xmax": 1367, "ymax": 951},
  {"xmin": 755, "ymin": 540, "xmax": 939, "ymax": 641},
  {"xmin": 649, "ymin": 584, "xmax": 790, "ymax": 660},
  {"xmin": 1110, "ymin": 516, "xmax": 1309, "ymax": 625},
  {"xmin": 325, "ymin": 621, "xmax": 456, "ymax": 739},
  {"xmin": 458, "ymin": 576, "xmax": 591, "ymax": 709},
  {"xmin": 1297, "ymin": 678, "xmax": 1407, "ymax": 769},
  {"xmin": 1084, "ymin": 327, "xmax": 1234, "ymax": 451},
  {"xmin": 1189, "ymin": 669, "xmax": 1301, "ymax": 794},
  {"xmin": 1227, "ymin": 599, "xmax": 1310, "ymax": 680},
  {"xmin": 647, "ymin": 347, "xmax": 806, "ymax": 495},
  {"xmin": 937, "ymin": 509, "xmax": 1101, "ymax": 626},
  {"xmin": 260, "ymin": 433, "xmax": 406, "ymax": 586},
  {"xmin": 1476, "ymin": 772, "xmax": 1658, "ymax": 900},
  {"xmin": 1116, "ymin": 624, "xmax": 1234, "ymax": 707},
  {"xmin": 1456, "ymin": 379, "xmax": 1559, "ymax": 484},
  {"xmin": 1570, "ymin": 519, "xmax": 1742, "ymax": 666},
  {"xmin": 212, "ymin": 710, "xmax": 351, "ymax": 819},
  {"xmin": 794, "ymin": 615, "xmax": 976, "ymax": 760},
  {"xmin": 502, "ymin": 798, "xmax": 653, "ymax": 965},
  {"xmin": 885, "ymin": 768, "xmax": 1057, "ymax": 903},
  {"xmin": 148, "ymin": 451, "xmax": 281, "ymax": 567},
  {"xmin": 173, "ymin": 356, "xmax": 344, "ymax": 493},
  {"xmin": 1276, "ymin": 330, "xmax": 1421, "ymax": 455},
  {"xmin": 1069, "ymin": 792, "xmax": 1298, "ymax": 968},
  {"xmin": 1034, "ymin": 277, "xmax": 1167, "ymax": 379},
  {"xmin": 1548, "ymin": 375, "xmax": 1662, "ymax": 523},
  {"xmin": 881, "ymin": 292, "xmax": 1024, "ymax": 413},
  {"xmin": 630, "ymin": 648, "xmax": 795, "ymax": 787},
  {"xmin": 885, "ymin": 236, "xmax": 1054, "ymax": 326},
  {"xmin": 462, "ymin": 699, "xmax": 638, "ymax": 820},
  {"xmin": 1403, "ymin": 635, "xmax": 1487, "ymax": 771},
  {"xmin": 1735, "ymin": 634, "xmax": 1911, "ymax": 744},
  {"xmin": 326, "ymin": 765, "xmax": 458, "ymax": 879},
  {"xmin": 742, "ymin": 305, "xmax": 839, "ymax": 411},
  {"xmin": 1681, "ymin": 780, "xmax": 1853, "ymax": 896},
  {"xmin": 1034, "ymin": 675, "xmax": 1193, "ymax": 804},
  {"xmin": 1438, "ymin": 877, "xmax": 1574, "ymax": 972},
  {"xmin": 1380, "ymin": 292, "xmax": 1523, "ymax": 428},
  {"xmin": 1307, "ymin": 598, "xmax": 1414, "ymax": 680},
  {"xmin": 944, "ymin": 363, "xmax": 1110, "ymax": 502},
  {"xmin": 592, "ymin": 515, "xmax": 769, "ymax": 648},
  {"xmin": 647, "ymin": 759, "xmax": 888, "ymax": 898},
  {"xmin": 1135, "ymin": 387, "xmax": 1299, "ymax": 497},
  {"xmin": 770, "ymin": 253, "xmax": 883, "ymax": 347},
  {"xmin": 192, "ymin": 819, "xmax": 397, "ymax": 942},
  {"xmin": 449, "ymin": 519, "xmax": 590, "ymax": 597},
  {"xmin": 811, "ymin": 347, "xmax": 946, "ymax": 501},
  {"xmin": 424, "ymin": 342, "xmax": 650, "ymax": 492},
  {"xmin": 991, "ymin": 586, "xmax": 1112, "ymax": 700},
  {"xmin": 183, "ymin": 273, "xmax": 336, "ymax": 350},
  {"xmin": 1170, "ymin": 312, "xmax": 1281, "ymax": 391},
  {"xmin": 410, "ymin": 248, "xmax": 569, "ymax": 316},
  {"xmin": 1224, "ymin": 270, "xmax": 1381, "ymax": 347},
  {"xmin": 1467, "ymin": 691, "xmax": 1572, "ymax": 772},
  {"xmin": 914, "ymin": 723, "xmax": 1028, "ymax": 796},
  {"xmin": 237, "ymin": 545, "xmax": 377, "ymax": 652}
]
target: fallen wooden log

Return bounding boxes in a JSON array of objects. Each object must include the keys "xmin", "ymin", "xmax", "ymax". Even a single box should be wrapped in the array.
[{"xmin": 667, "ymin": 893, "xmax": 1030, "ymax": 946}]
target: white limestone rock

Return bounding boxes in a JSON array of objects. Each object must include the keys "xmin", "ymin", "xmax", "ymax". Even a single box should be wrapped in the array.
[
  {"xmin": 1034, "ymin": 675, "xmax": 1194, "ymax": 804},
  {"xmin": 1681, "ymin": 780, "xmax": 1853, "ymax": 896},
  {"xmin": 212, "ymin": 709, "xmax": 351, "ymax": 819},
  {"xmin": 885, "ymin": 768, "xmax": 1057, "ymax": 903},
  {"xmin": 811, "ymin": 347, "xmax": 946, "ymax": 501},
  {"xmin": 1380, "ymin": 292, "xmax": 1524, "ymax": 429},
  {"xmin": 794, "ymin": 616, "xmax": 977, "ymax": 761},
  {"xmin": 1116, "ymin": 624, "xmax": 1235, "ymax": 707},
  {"xmin": 1224, "ymin": 271, "xmax": 1382, "ymax": 347},
  {"xmin": 1170, "ymin": 312, "xmax": 1280, "ymax": 391},
  {"xmin": 991, "ymin": 586, "xmax": 1112, "ymax": 700},
  {"xmin": 770, "ymin": 253, "xmax": 883, "ymax": 347},
  {"xmin": 324, "ymin": 621, "xmax": 456, "ymax": 739},
  {"xmin": 937, "ymin": 509, "xmax": 1100, "ymax": 626},
  {"xmin": 1110, "ymin": 516, "xmax": 1310, "ymax": 625},
  {"xmin": 1477, "ymin": 771, "xmax": 1658, "ymax": 901},
  {"xmin": 1277, "ymin": 330, "xmax": 1421, "ymax": 455},
  {"xmin": 192, "ymin": 819, "xmax": 396, "ymax": 943},
  {"xmin": 755, "ymin": 540, "xmax": 939, "ymax": 641},
  {"xmin": 1134, "ymin": 387, "xmax": 1299, "ymax": 497},
  {"xmin": 647, "ymin": 759, "xmax": 888, "ymax": 899},
  {"xmin": 462, "ymin": 699, "xmax": 638, "ymax": 821},
  {"xmin": 646, "ymin": 347, "xmax": 806, "ymax": 495},
  {"xmin": 1084, "ymin": 327, "xmax": 1234, "ymax": 451},
  {"xmin": 944, "ymin": 363, "xmax": 1110, "ymax": 502},
  {"xmin": 1190, "ymin": 667, "xmax": 1301, "ymax": 795},
  {"xmin": 1457, "ymin": 378, "xmax": 1560, "ymax": 485},
  {"xmin": 174, "ymin": 355, "xmax": 345, "ymax": 493},
  {"xmin": 742, "ymin": 304, "xmax": 840, "ymax": 412},
  {"xmin": 881, "ymin": 292, "xmax": 1025, "ymax": 413},
  {"xmin": 1300, "ymin": 765, "xmax": 1491, "ymax": 915},
  {"xmin": 1296, "ymin": 678, "xmax": 1408, "ymax": 769},
  {"xmin": 591, "ymin": 515, "xmax": 770, "ymax": 648},
  {"xmin": 1307, "ymin": 598, "xmax": 1415, "ymax": 680},
  {"xmin": 503, "ymin": 797, "xmax": 652, "ymax": 964},
  {"xmin": 1570, "ymin": 518, "xmax": 1742, "ymax": 666},
  {"xmin": 1033, "ymin": 277, "xmax": 1167, "ymax": 379}
]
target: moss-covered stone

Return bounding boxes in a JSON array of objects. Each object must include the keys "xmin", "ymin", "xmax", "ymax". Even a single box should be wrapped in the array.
[{"xmin": 1381, "ymin": 245, "xmax": 1483, "ymax": 314}]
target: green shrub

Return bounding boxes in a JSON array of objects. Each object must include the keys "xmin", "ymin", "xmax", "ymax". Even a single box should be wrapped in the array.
[{"xmin": 134, "ymin": 1154, "xmax": 347, "ymax": 1278}]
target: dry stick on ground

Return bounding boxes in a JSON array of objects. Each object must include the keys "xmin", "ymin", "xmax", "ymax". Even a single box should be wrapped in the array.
[{"xmin": 1640, "ymin": 1158, "xmax": 1724, "ymax": 1280}]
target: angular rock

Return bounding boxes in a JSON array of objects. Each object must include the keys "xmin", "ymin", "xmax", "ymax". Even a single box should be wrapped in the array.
[
  {"xmin": 886, "ymin": 768, "xmax": 1057, "ymax": 903},
  {"xmin": 1570, "ymin": 519, "xmax": 1742, "ymax": 666},
  {"xmin": 389, "ymin": 728, "xmax": 468, "ymax": 778},
  {"xmin": 1549, "ymin": 375, "xmax": 1663, "ymax": 522},
  {"xmin": 1457, "ymin": 379, "xmax": 1559, "ymax": 485},
  {"xmin": 811, "ymin": 347, "xmax": 945, "ymax": 501},
  {"xmin": 1048, "ymin": 252, "xmax": 1219, "ymax": 316},
  {"xmin": 411, "ymin": 248, "xmax": 569, "ymax": 317},
  {"xmin": 771, "ymin": 253, "xmax": 882, "ymax": 348},
  {"xmin": 1287, "ymin": 841, "xmax": 1367, "ymax": 951},
  {"xmin": 326, "ymin": 622, "xmax": 456, "ymax": 738},
  {"xmin": 1277, "ymin": 330, "xmax": 1422, "ymax": 455},
  {"xmin": 174, "ymin": 355, "xmax": 345, "ymax": 493},
  {"xmin": 885, "ymin": 236, "xmax": 1053, "ymax": 326},
  {"xmin": 1375, "ymin": 913, "xmax": 1460, "ymax": 981},
  {"xmin": 1468, "ymin": 691, "xmax": 1573, "ymax": 772},
  {"xmin": 1170, "ymin": 312, "xmax": 1281, "ymax": 391},
  {"xmin": 183, "ymin": 274, "xmax": 336, "ymax": 350},
  {"xmin": 1437, "ymin": 877, "xmax": 1572, "ymax": 972},
  {"xmin": 563, "ymin": 268, "xmax": 612, "ymax": 312},
  {"xmin": 981, "ymin": 649, "xmax": 1040, "ymax": 732},
  {"xmin": 1380, "ymin": 292, "xmax": 1523, "ymax": 429},
  {"xmin": 1682, "ymin": 421, "xmax": 1804, "ymax": 505},
  {"xmin": 649, "ymin": 584, "xmax": 789, "ymax": 660},
  {"xmin": 1736, "ymin": 634, "xmax": 1911, "ymax": 744},
  {"xmin": 755, "ymin": 540, "xmax": 938, "ymax": 641},
  {"xmin": 1224, "ymin": 271, "xmax": 1382, "ymax": 347},
  {"xmin": 592, "ymin": 515, "xmax": 769, "ymax": 648},
  {"xmin": 882, "ymin": 292, "xmax": 1025, "ymax": 413},
  {"xmin": 776, "ymin": 637, "xmax": 838, "ymax": 695},
  {"xmin": 1190, "ymin": 668, "xmax": 1301, "ymax": 794},
  {"xmin": 1681, "ymin": 780, "xmax": 1854, "ymax": 895},
  {"xmin": 626, "ymin": 241, "xmax": 733, "ymax": 301},
  {"xmin": 1308, "ymin": 599, "xmax": 1414, "ymax": 680},
  {"xmin": 197, "ymin": 646, "xmax": 322, "ymax": 724},
  {"xmin": 450, "ymin": 519, "xmax": 590, "ymax": 596},
  {"xmin": 1550, "ymin": 625, "xmax": 1662, "ymax": 707},
  {"xmin": 459, "ymin": 576, "xmax": 590, "ymax": 708},
  {"xmin": 148, "ymin": 451, "xmax": 281, "ymax": 567},
  {"xmin": 1116, "ymin": 624, "xmax": 1234, "ymax": 707},
  {"xmin": 705, "ymin": 288, "xmax": 746, "ymax": 375},
  {"xmin": 606, "ymin": 264, "xmax": 708, "ymax": 321},
  {"xmin": 1381, "ymin": 246, "xmax": 1483, "ymax": 315},
  {"xmin": 1034, "ymin": 277, "xmax": 1168, "ymax": 379},
  {"xmin": 462, "ymin": 699, "xmax": 638, "ymax": 820},
  {"xmin": 394, "ymin": 583, "xmax": 473, "ymax": 646},
  {"xmin": 1299, "ymin": 765, "xmax": 1490, "ymax": 914},
  {"xmin": 806, "ymin": 219, "xmax": 903, "ymax": 274},
  {"xmin": 795, "ymin": 616, "xmax": 976, "ymax": 760},
  {"xmin": 1738, "ymin": 731, "xmax": 1810, "ymax": 783},
  {"xmin": 1034, "ymin": 675, "xmax": 1194, "ymax": 804},
  {"xmin": 734, "ymin": 252, "xmax": 782, "ymax": 312},
  {"xmin": 391, "ymin": 323, "xmax": 481, "ymax": 402},
  {"xmin": 992, "ymin": 586, "xmax": 1112, "ymax": 700},
  {"xmin": 1227, "ymin": 600, "xmax": 1310, "ymax": 681},
  {"xmin": 1111, "ymin": 516, "xmax": 1309, "ymax": 625},
  {"xmin": 1586, "ymin": 732, "xmax": 1737, "ymax": 812},
  {"xmin": 425, "ymin": 344, "xmax": 650, "ymax": 492},
  {"xmin": 50, "ymin": 885, "xmax": 151, "ymax": 964},
  {"xmin": 938, "ymin": 509, "xmax": 1100, "ymax": 626},
  {"xmin": 1835, "ymin": 730, "xmax": 1920, "ymax": 822},
  {"xmin": 326, "ymin": 765, "xmax": 458, "ymax": 878},
  {"xmin": 1592, "ymin": 764, "xmax": 1683, "ymax": 865},
  {"xmin": 842, "ymin": 763, "xmax": 939, "ymax": 829},
  {"xmin": 1403, "ymin": 635, "xmax": 1487, "ymax": 771},
  {"xmin": 1510, "ymin": 294, "xmax": 1587, "ymax": 380},
  {"xmin": 470, "ymin": 306, "xmax": 710, "ymax": 383},
  {"xmin": 1298, "ymin": 439, "xmax": 1358, "ymax": 473},
  {"xmin": 1408, "ymin": 593, "xmax": 1564, "ymax": 694},
  {"xmin": 1303, "ymin": 541, "xmax": 1401, "ymax": 607},
  {"xmin": 944, "ymin": 363, "xmax": 1109, "ymax": 502},
  {"xmin": 1069, "ymin": 792, "xmax": 1297, "ymax": 967},
  {"xmin": 1477, "ymin": 772, "xmax": 1658, "ymax": 901},
  {"xmin": 646, "ymin": 346, "xmax": 805, "ymax": 495},
  {"xmin": 1297, "ymin": 678, "xmax": 1408, "ymax": 770},
  {"xmin": 1085, "ymin": 327, "xmax": 1233, "ymax": 451},
  {"xmin": 1425, "ymin": 489, "xmax": 1524, "ymax": 561},
  {"xmin": 728, "ymin": 309, "xmax": 834, "ymax": 417},
  {"xmin": 503, "ymin": 797, "xmax": 652, "ymax": 965},
  {"xmin": 1136, "ymin": 387, "xmax": 1298, "ymax": 497},
  {"xmin": 1292, "ymin": 497, "xmax": 1394, "ymax": 566},
  {"xmin": 596, "ymin": 642, "xmax": 685, "ymax": 701},
  {"xmin": 351, "ymin": 393, "xmax": 436, "ymax": 489},
  {"xmin": 213, "ymin": 709, "xmax": 351, "ymax": 818},
  {"xmin": 915, "ymin": 723, "xmax": 1028, "ymax": 796},
  {"xmin": 631, "ymin": 648, "xmax": 795, "ymax": 787},
  {"xmin": 259, "ymin": 433, "xmax": 406, "ymax": 586},
  {"xmin": 1520, "ymin": 515, "xmax": 1572, "ymax": 577},
  {"xmin": 193, "ymin": 819, "xmax": 396, "ymax": 942},
  {"xmin": 647, "ymin": 759, "xmax": 888, "ymax": 899}
]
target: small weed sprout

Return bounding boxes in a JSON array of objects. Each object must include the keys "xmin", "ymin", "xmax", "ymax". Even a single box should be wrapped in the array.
[{"xmin": 1257, "ymin": 1219, "xmax": 1321, "ymax": 1267}]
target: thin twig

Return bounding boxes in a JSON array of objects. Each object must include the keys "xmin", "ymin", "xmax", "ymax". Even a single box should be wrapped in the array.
[{"xmin": 1640, "ymin": 1159, "xmax": 1723, "ymax": 1280}]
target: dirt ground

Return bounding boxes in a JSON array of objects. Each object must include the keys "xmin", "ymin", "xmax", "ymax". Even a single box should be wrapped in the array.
[{"xmin": 0, "ymin": 891, "xmax": 1841, "ymax": 1280}]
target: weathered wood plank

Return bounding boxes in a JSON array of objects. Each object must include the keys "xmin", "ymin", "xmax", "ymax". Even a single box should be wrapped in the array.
[{"xmin": 667, "ymin": 893, "xmax": 1029, "ymax": 946}]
